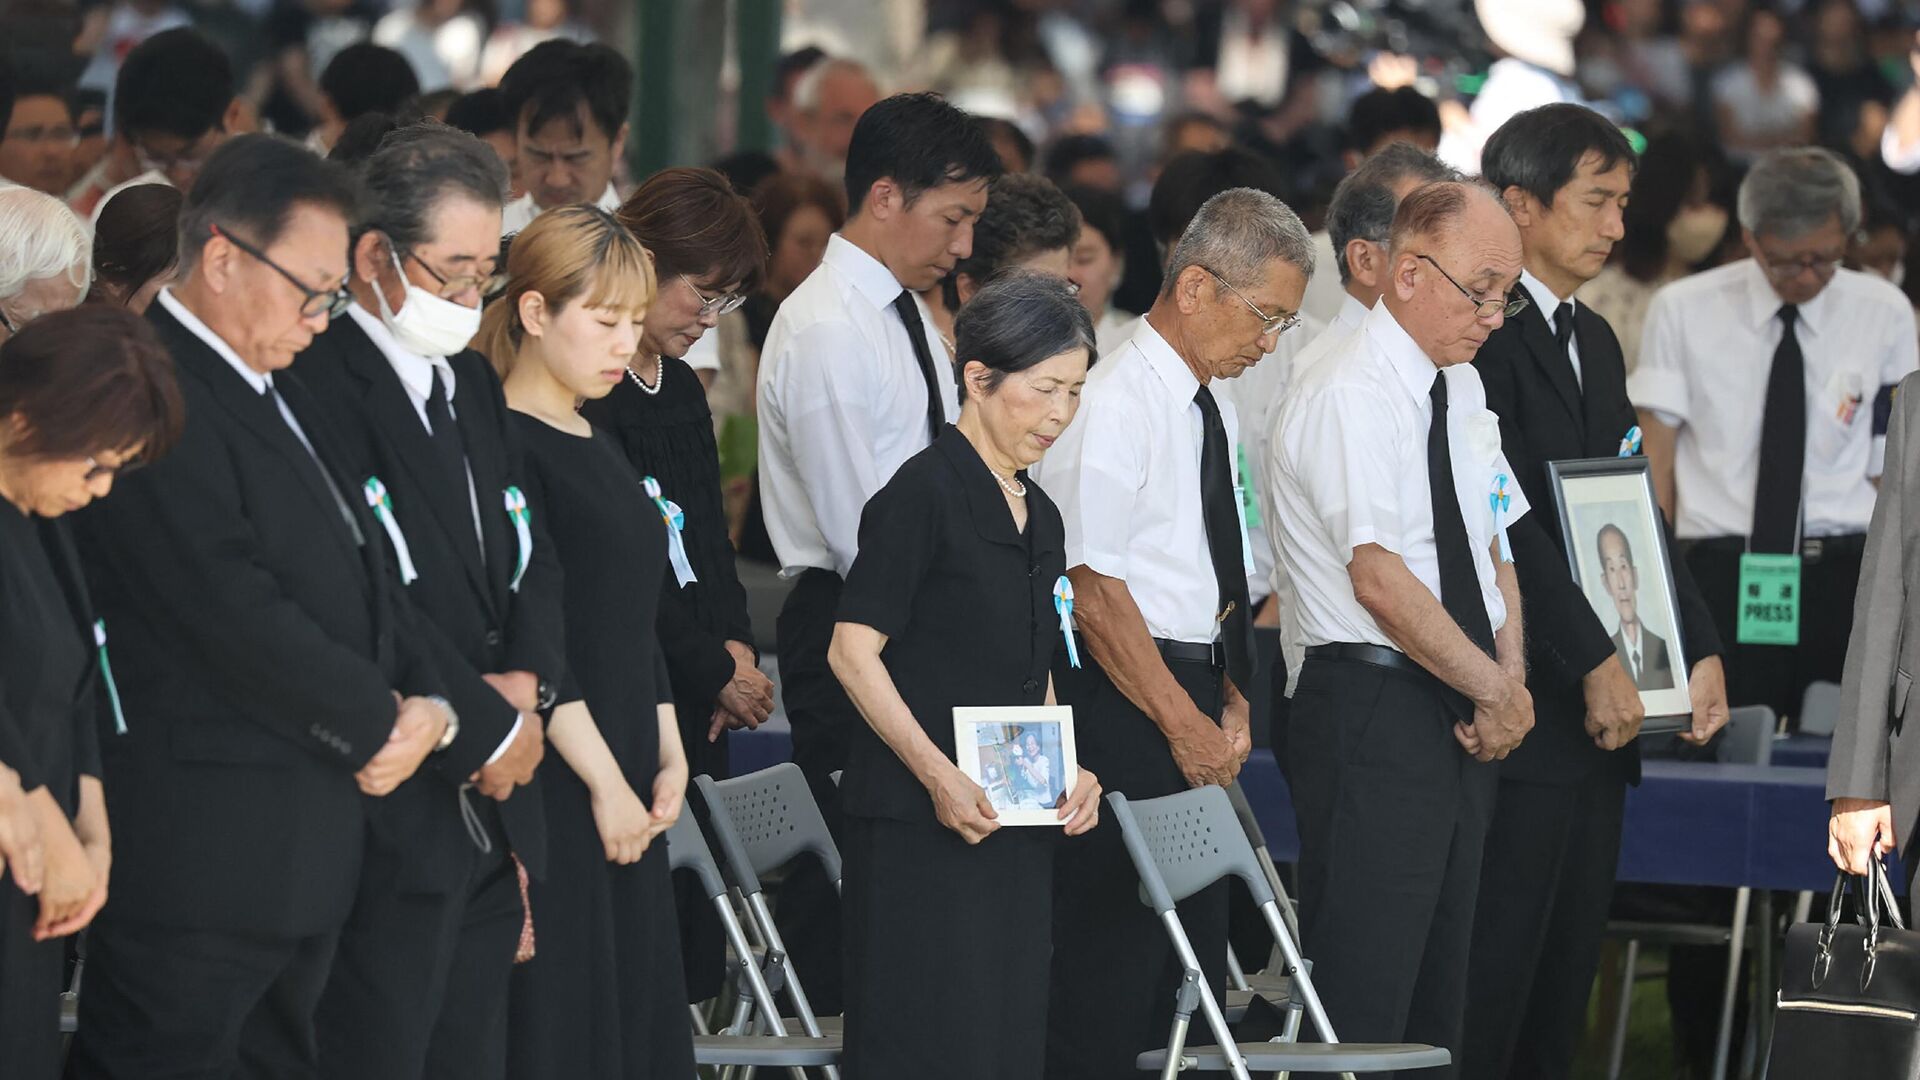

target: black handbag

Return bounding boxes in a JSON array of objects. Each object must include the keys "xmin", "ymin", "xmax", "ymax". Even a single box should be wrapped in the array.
[{"xmin": 1771, "ymin": 860, "xmax": 1920, "ymax": 1079}]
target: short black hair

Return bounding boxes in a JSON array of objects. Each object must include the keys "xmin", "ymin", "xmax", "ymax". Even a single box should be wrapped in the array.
[
  {"xmin": 445, "ymin": 88, "xmax": 510, "ymax": 138},
  {"xmin": 357, "ymin": 121, "xmax": 508, "ymax": 252},
  {"xmin": 1482, "ymin": 103, "xmax": 1637, "ymax": 209},
  {"xmin": 1618, "ymin": 128, "xmax": 1710, "ymax": 281},
  {"xmin": 842, "ymin": 92, "xmax": 1001, "ymax": 214},
  {"xmin": 114, "ymin": 28, "xmax": 232, "ymax": 142},
  {"xmin": 176, "ymin": 135, "xmax": 361, "ymax": 270},
  {"xmin": 1147, "ymin": 146, "xmax": 1284, "ymax": 250},
  {"xmin": 8, "ymin": 63, "xmax": 72, "ymax": 114},
  {"xmin": 1061, "ymin": 182, "xmax": 1125, "ymax": 257},
  {"xmin": 944, "ymin": 173, "xmax": 1080, "ymax": 309},
  {"xmin": 1043, "ymin": 133, "xmax": 1117, "ymax": 185},
  {"xmin": 710, "ymin": 148, "xmax": 781, "ymax": 197},
  {"xmin": 1346, "ymin": 87, "xmax": 1441, "ymax": 154},
  {"xmin": 320, "ymin": 43, "xmax": 419, "ymax": 125},
  {"xmin": 773, "ymin": 46, "xmax": 827, "ymax": 101},
  {"xmin": 980, "ymin": 117, "xmax": 1035, "ymax": 173},
  {"xmin": 497, "ymin": 39, "xmax": 632, "ymax": 144},
  {"xmin": 328, "ymin": 113, "xmax": 401, "ymax": 163}
]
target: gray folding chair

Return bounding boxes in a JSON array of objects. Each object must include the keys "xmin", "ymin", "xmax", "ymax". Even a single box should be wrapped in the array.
[
  {"xmin": 695, "ymin": 764, "xmax": 843, "ymax": 1080},
  {"xmin": 665, "ymin": 808, "xmax": 841, "ymax": 1074},
  {"xmin": 1796, "ymin": 680, "xmax": 1842, "ymax": 737},
  {"xmin": 1108, "ymin": 787, "xmax": 1452, "ymax": 1079}
]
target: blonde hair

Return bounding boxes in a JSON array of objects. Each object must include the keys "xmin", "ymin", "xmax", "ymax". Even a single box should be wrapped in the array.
[{"xmin": 477, "ymin": 205, "xmax": 657, "ymax": 378}]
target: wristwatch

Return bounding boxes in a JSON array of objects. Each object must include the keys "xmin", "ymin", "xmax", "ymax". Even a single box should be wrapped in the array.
[
  {"xmin": 426, "ymin": 694, "xmax": 460, "ymax": 752},
  {"xmin": 536, "ymin": 677, "xmax": 557, "ymax": 712}
]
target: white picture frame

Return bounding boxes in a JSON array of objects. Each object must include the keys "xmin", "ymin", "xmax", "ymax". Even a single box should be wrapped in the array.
[{"xmin": 952, "ymin": 705, "xmax": 1079, "ymax": 827}]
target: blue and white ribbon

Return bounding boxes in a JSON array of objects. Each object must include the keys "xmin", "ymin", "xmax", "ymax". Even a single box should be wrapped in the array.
[
  {"xmin": 362, "ymin": 476, "xmax": 419, "ymax": 584},
  {"xmin": 1618, "ymin": 425, "xmax": 1643, "ymax": 458},
  {"xmin": 1489, "ymin": 473, "xmax": 1513, "ymax": 564},
  {"xmin": 503, "ymin": 486, "xmax": 532, "ymax": 593},
  {"xmin": 1053, "ymin": 575, "xmax": 1081, "ymax": 669},
  {"xmin": 644, "ymin": 476, "xmax": 698, "ymax": 587},
  {"xmin": 95, "ymin": 620, "xmax": 127, "ymax": 735}
]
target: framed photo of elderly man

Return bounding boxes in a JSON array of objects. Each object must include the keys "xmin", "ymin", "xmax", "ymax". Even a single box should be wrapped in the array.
[
  {"xmin": 953, "ymin": 706, "xmax": 1079, "ymax": 826},
  {"xmin": 1548, "ymin": 457, "xmax": 1693, "ymax": 730}
]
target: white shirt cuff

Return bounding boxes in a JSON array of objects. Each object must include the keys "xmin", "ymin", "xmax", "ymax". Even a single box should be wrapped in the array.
[{"xmin": 483, "ymin": 715, "xmax": 524, "ymax": 766}]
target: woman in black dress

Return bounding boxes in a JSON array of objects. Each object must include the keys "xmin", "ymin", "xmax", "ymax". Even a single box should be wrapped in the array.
[
  {"xmin": 828, "ymin": 272, "xmax": 1105, "ymax": 1079},
  {"xmin": 0, "ymin": 307, "xmax": 183, "ymax": 1073},
  {"xmin": 479, "ymin": 206, "xmax": 696, "ymax": 1079}
]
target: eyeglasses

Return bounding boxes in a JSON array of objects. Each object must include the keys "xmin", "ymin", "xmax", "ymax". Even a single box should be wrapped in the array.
[
  {"xmin": 211, "ymin": 224, "xmax": 352, "ymax": 319},
  {"xmin": 134, "ymin": 131, "xmax": 221, "ymax": 179},
  {"xmin": 681, "ymin": 275, "xmax": 748, "ymax": 318},
  {"xmin": 83, "ymin": 454, "xmax": 143, "ymax": 483},
  {"xmin": 1416, "ymin": 254, "xmax": 1529, "ymax": 320},
  {"xmin": 1201, "ymin": 267, "xmax": 1301, "ymax": 338},
  {"xmin": 1758, "ymin": 251, "xmax": 1844, "ymax": 280},
  {"xmin": 402, "ymin": 246, "xmax": 507, "ymax": 300}
]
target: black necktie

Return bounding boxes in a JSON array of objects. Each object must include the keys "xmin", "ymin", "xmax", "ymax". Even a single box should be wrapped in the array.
[
  {"xmin": 426, "ymin": 367, "xmax": 470, "ymax": 481},
  {"xmin": 891, "ymin": 290, "xmax": 946, "ymax": 442},
  {"xmin": 1553, "ymin": 302, "xmax": 1578, "ymax": 388},
  {"xmin": 1193, "ymin": 384, "xmax": 1255, "ymax": 690},
  {"xmin": 1752, "ymin": 305, "xmax": 1805, "ymax": 554},
  {"xmin": 1428, "ymin": 372, "xmax": 1495, "ymax": 659},
  {"xmin": 264, "ymin": 383, "xmax": 364, "ymax": 546}
]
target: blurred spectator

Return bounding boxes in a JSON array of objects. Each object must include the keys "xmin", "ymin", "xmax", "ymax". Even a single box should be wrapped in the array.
[
  {"xmin": 1610, "ymin": 0, "xmax": 1693, "ymax": 111},
  {"xmin": 0, "ymin": 69, "xmax": 77, "ymax": 196},
  {"xmin": 1162, "ymin": 110, "xmax": 1232, "ymax": 161},
  {"xmin": 788, "ymin": 57, "xmax": 880, "ymax": 184},
  {"xmin": 1580, "ymin": 129, "xmax": 1729, "ymax": 372},
  {"xmin": 73, "ymin": 29, "xmax": 236, "ymax": 222},
  {"xmin": 1807, "ymin": 0, "xmax": 1896, "ymax": 155},
  {"xmin": 980, "ymin": 116, "xmax": 1035, "ymax": 172},
  {"xmin": 326, "ymin": 111, "xmax": 401, "ymax": 162},
  {"xmin": 496, "ymin": 39, "xmax": 632, "ymax": 234},
  {"xmin": 374, "ymin": 0, "xmax": 486, "ymax": 92},
  {"xmin": 407, "ymin": 88, "xmax": 460, "ymax": 123},
  {"xmin": 1849, "ymin": 200, "xmax": 1909, "ymax": 286},
  {"xmin": 1186, "ymin": 0, "xmax": 1323, "ymax": 152},
  {"xmin": 752, "ymin": 171, "xmax": 844, "ymax": 329},
  {"xmin": 767, "ymin": 46, "xmax": 827, "ymax": 172},
  {"xmin": 1877, "ymin": 31, "xmax": 1919, "ymax": 174},
  {"xmin": 1439, "ymin": 0, "xmax": 1586, "ymax": 173},
  {"xmin": 1060, "ymin": 182, "xmax": 1131, "ymax": 354},
  {"xmin": 926, "ymin": 172, "xmax": 1079, "ymax": 352},
  {"xmin": 263, "ymin": 0, "xmax": 379, "ymax": 138},
  {"xmin": 446, "ymin": 86, "xmax": 517, "ymax": 192},
  {"xmin": 480, "ymin": 0, "xmax": 596, "ymax": 89},
  {"xmin": 311, "ymin": 43, "xmax": 419, "ymax": 155},
  {"xmin": 1712, "ymin": 8, "xmax": 1818, "ymax": 163},
  {"xmin": 909, "ymin": 2, "xmax": 1051, "ymax": 123},
  {"xmin": 90, "ymin": 182, "xmax": 181, "ymax": 313},
  {"xmin": 67, "ymin": 89, "xmax": 108, "ymax": 195},
  {"xmin": 1042, "ymin": 133, "xmax": 1121, "ymax": 192},
  {"xmin": 0, "ymin": 185, "xmax": 90, "ymax": 345},
  {"xmin": 711, "ymin": 149, "xmax": 782, "ymax": 199},
  {"xmin": 73, "ymin": 0, "xmax": 190, "ymax": 102}
]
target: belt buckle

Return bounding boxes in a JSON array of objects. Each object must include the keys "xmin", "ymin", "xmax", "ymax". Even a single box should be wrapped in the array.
[{"xmin": 1801, "ymin": 537, "xmax": 1824, "ymax": 562}]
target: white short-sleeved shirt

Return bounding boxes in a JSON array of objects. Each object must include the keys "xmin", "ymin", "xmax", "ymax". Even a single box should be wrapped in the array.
[
  {"xmin": 1627, "ymin": 259, "xmax": 1920, "ymax": 540},
  {"xmin": 1030, "ymin": 317, "xmax": 1246, "ymax": 644},
  {"xmin": 1711, "ymin": 64, "xmax": 1819, "ymax": 152},
  {"xmin": 1269, "ymin": 302, "xmax": 1529, "ymax": 650},
  {"xmin": 758, "ymin": 233, "xmax": 959, "ymax": 578},
  {"xmin": 1213, "ymin": 310, "xmax": 1327, "ymax": 605},
  {"xmin": 499, "ymin": 182, "xmax": 621, "ymax": 237}
]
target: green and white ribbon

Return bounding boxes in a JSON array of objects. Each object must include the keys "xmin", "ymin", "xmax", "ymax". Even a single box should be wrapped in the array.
[
  {"xmin": 503, "ymin": 486, "xmax": 532, "ymax": 593},
  {"xmin": 95, "ymin": 619, "xmax": 127, "ymax": 735},
  {"xmin": 362, "ymin": 476, "xmax": 419, "ymax": 584},
  {"xmin": 644, "ymin": 476, "xmax": 698, "ymax": 587}
]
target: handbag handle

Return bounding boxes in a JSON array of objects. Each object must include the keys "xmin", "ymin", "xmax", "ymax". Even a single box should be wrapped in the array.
[{"xmin": 1818, "ymin": 859, "xmax": 1908, "ymax": 990}]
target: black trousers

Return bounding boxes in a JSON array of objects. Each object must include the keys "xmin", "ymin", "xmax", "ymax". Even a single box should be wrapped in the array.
[
  {"xmin": 771, "ymin": 567, "xmax": 852, "ymax": 1015},
  {"xmin": 1684, "ymin": 535, "xmax": 1864, "ymax": 727},
  {"xmin": 1287, "ymin": 655, "xmax": 1498, "ymax": 1079},
  {"xmin": 1460, "ymin": 766, "xmax": 1627, "ymax": 1080},
  {"xmin": 0, "ymin": 879, "xmax": 63, "ymax": 1078},
  {"xmin": 66, "ymin": 916, "xmax": 339, "ymax": 1078},
  {"xmin": 1045, "ymin": 651, "xmax": 1229, "ymax": 1080}
]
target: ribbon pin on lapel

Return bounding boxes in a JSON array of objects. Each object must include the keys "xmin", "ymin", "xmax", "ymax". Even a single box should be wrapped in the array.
[
  {"xmin": 503, "ymin": 486, "xmax": 532, "ymax": 593},
  {"xmin": 362, "ymin": 477, "xmax": 419, "ymax": 584},
  {"xmin": 1489, "ymin": 473, "xmax": 1514, "ymax": 564},
  {"xmin": 1054, "ymin": 575, "xmax": 1082, "ymax": 669},
  {"xmin": 645, "ymin": 476, "xmax": 698, "ymax": 587},
  {"xmin": 1618, "ymin": 424, "xmax": 1643, "ymax": 458},
  {"xmin": 96, "ymin": 620, "xmax": 128, "ymax": 735}
]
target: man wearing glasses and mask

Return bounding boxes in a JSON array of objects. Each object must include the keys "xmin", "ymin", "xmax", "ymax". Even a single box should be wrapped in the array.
[
  {"xmin": 290, "ymin": 121, "xmax": 566, "ymax": 1080},
  {"xmin": 1633, "ymin": 148, "xmax": 1919, "ymax": 728}
]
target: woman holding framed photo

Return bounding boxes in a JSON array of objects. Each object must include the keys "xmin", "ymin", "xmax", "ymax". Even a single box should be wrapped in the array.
[{"xmin": 827, "ymin": 272, "xmax": 1105, "ymax": 1080}]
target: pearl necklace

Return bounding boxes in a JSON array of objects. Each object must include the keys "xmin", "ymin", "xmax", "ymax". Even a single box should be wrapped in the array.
[
  {"xmin": 627, "ymin": 361, "xmax": 663, "ymax": 396},
  {"xmin": 987, "ymin": 467, "xmax": 1027, "ymax": 498}
]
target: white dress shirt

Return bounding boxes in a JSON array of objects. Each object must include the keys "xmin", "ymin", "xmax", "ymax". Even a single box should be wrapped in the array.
[
  {"xmin": 1882, "ymin": 118, "xmax": 1920, "ymax": 176},
  {"xmin": 1213, "ymin": 310, "xmax": 1327, "ymax": 606},
  {"xmin": 1520, "ymin": 269, "xmax": 1582, "ymax": 388},
  {"xmin": 1093, "ymin": 307, "xmax": 1136, "ymax": 360},
  {"xmin": 758, "ymin": 233, "xmax": 959, "ymax": 578},
  {"xmin": 1298, "ymin": 230, "xmax": 1347, "ymax": 328},
  {"xmin": 1269, "ymin": 302, "xmax": 1529, "ymax": 650},
  {"xmin": 1628, "ymin": 259, "xmax": 1920, "ymax": 540},
  {"xmin": 1439, "ymin": 59, "xmax": 1584, "ymax": 174},
  {"xmin": 499, "ymin": 181, "xmax": 621, "ymax": 237},
  {"xmin": 1029, "ymin": 316, "xmax": 1246, "ymax": 644}
]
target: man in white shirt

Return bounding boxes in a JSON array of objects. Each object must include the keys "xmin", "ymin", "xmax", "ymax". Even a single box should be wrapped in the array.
[
  {"xmin": 1033, "ymin": 187, "xmax": 1313, "ymax": 1079},
  {"xmin": 757, "ymin": 91, "xmax": 1001, "ymax": 1009},
  {"xmin": 1268, "ymin": 181, "xmax": 1533, "ymax": 1061},
  {"xmin": 1633, "ymin": 147, "xmax": 1920, "ymax": 725},
  {"xmin": 494, "ymin": 40, "xmax": 630, "ymax": 236}
]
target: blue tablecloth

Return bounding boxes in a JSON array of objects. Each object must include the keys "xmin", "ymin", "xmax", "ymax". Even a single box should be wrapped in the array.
[{"xmin": 1770, "ymin": 734, "xmax": 1832, "ymax": 770}]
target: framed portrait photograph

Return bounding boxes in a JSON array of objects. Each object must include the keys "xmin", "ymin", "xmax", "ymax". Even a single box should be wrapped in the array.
[
  {"xmin": 952, "ymin": 705, "xmax": 1079, "ymax": 826},
  {"xmin": 1547, "ymin": 457, "xmax": 1692, "ymax": 730}
]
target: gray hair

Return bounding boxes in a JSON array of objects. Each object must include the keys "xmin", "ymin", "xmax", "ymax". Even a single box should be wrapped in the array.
[
  {"xmin": 357, "ymin": 120, "xmax": 509, "ymax": 254},
  {"xmin": 1736, "ymin": 147, "xmax": 1862, "ymax": 240},
  {"xmin": 953, "ymin": 269, "xmax": 1095, "ymax": 393},
  {"xmin": 1161, "ymin": 187, "xmax": 1315, "ymax": 300},
  {"xmin": 793, "ymin": 58, "xmax": 878, "ymax": 114},
  {"xmin": 0, "ymin": 186, "xmax": 92, "ymax": 302},
  {"xmin": 1327, "ymin": 144, "xmax": 1460, "ymax": 284}
]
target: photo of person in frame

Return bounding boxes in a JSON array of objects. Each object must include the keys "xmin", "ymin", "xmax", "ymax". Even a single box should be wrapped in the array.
[{"xmin": 1597, "ymin": 522, "xmax": 1675, "ymax": 691}]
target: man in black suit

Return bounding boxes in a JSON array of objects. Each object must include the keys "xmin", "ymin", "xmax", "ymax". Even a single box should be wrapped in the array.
[
  {"xmin": 64, "ymin": 136, "xmax": 484, "ymax": 1077},
  {"xmin": 1461, "ymin": 105, "xmax": 1729, "ymax": 1079},
  {"xmin": 293, "ymin": 123, "xmax": 562, "ymax": 1080},
  {"xmin": 1598, "ymin": 524, "xmax": 1675, "ymax": 690}
]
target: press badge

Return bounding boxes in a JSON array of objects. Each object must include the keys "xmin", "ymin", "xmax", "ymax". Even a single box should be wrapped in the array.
[
  {"xmin": 1736, "ymin": 552, "xmax": 1800, "ymax": 646},
  {"xmin": 1232, "ymin": 445, "xmax": 1256, "ymax": 579},
  {"xmin": 1830, "ymin": 370, "xmax": 1866, "ymax": 426}
]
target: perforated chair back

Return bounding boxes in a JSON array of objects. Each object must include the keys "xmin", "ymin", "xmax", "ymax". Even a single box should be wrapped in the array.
[
  {"xmin": 1111, "ymin": 787, "xmax": 1276, "ymax": 914},
  {"xmin": 1716, "ymin": 704, "xmax": 1776, "ymax": 766},
  {"xmin": 698, "ymin": 763, "xmax": 843, "ymax": 889},
  {"xmin": 1798, "ymin": 680, "xmax": 1842, "ymax": 737},
  {"xmin": 663, "ymin": 801, "xmax": 728, "ymax": 903}
]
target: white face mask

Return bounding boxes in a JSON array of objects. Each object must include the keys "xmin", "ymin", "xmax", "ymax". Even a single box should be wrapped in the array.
[
  {"xmin": 375, "ymin": 250, "xmax": 483, "ymax": 357},
  {"xmin": 1665, "ymin": 204, "xmax": 1728, "ymax": 268}
]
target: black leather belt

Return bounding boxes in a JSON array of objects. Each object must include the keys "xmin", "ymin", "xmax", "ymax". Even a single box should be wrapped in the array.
[
  {"xmin": 1155, "ymin": 637, "xmax": 1225, "ymax": 669},
  {"xmin": 1305, "ymin": 642, "xmax": 1426, "ymax": 677},
  {"xmin": 1686, "ymin": 534, "xmax": 1866, "ymax": 565}
]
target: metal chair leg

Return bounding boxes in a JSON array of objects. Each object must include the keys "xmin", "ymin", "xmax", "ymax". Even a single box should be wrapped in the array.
[
  {"xmin": 1228, "ymin": 945, "xmax": 1250, "ymax": 992},
  {"xmin": 1607, "ymin": 939, "xmax": 1639, "ymax": 1080},
  {"xmin": 1712, "ymin": 887, "xmax": 1752, "ymax": 1080},
  {"xmin": 1165, "ymin": 911, "xmax": 1251, "ymax": 1080}
]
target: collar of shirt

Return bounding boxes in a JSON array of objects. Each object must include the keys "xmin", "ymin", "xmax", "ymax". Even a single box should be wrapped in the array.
[
  {"xmin": 1363, "ymin": 301, "xmax": 1442, "ymax": 411},
  {"xmin": 1520, "ymin": 268, "xmax": 1573, "ymax": 319},
  {"xmin": 1740, "ymin": 256, "xmax": 1826, "ymax": 337},
  {"xmin": 502, "ymin": 182, "xmax": 622, "ymax": 234},
  {"xmin": 1132, "ymin": 314, "xmax": 1202, "ymax": 404},
  {"xmin": 1334, "ymin": 293, "xmax": 1371, "ymax": 334},
  {"xmin": 345, "ymin": 303, "xmax": 455, "ymax": 412},
  {"xmin": 820, "ymin": 233, "xmax": 906, "ymax": 313},
  {"xmin": 158, "ymin": 286, "xmax": 271, "ymax": 394}
]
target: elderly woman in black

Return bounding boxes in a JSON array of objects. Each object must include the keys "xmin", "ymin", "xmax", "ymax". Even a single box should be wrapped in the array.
[{"xmin": 828, "ymin": 272, "xmax": 1104, "ymax": 1080}]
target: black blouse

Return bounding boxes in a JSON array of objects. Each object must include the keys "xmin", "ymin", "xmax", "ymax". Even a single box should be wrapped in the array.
[
  {"xmin": 836, "ymin": 425, "xmax": 1068, "ymax": 824},
  {"xmin": 0, "ymin": 510, "xmax": 97, "ymax": 817}
]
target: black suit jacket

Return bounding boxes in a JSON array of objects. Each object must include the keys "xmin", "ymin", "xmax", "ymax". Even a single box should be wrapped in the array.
[
  {"xmin": 71, "ymin": 301, "xmax": 472, "ymax": 936},
  {"xmin": 292, "ymin": 315, "xmax": 566, "ymax": 877},
  {"xmin": 1474, "ymin": 289, "xmax": 1721, "ymax": 784},
  {"xmin": 1613, "ymin": 625, "xmax": 1674, "ymax": 691}
]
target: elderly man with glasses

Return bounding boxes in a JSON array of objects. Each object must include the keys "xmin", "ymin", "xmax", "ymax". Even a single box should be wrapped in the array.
[
  {"xmin": 1267, "ymin": 179, "xmax": 1535, "ymax": 1065},
  {"xmin": 1632, "ymin": 147, "xmax": 1919, "ymax": 729}
]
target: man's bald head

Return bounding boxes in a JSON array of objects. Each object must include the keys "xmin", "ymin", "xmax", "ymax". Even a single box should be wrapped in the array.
[{"xmin": 1382, "ymin": 182, "xmax": 1524, "ymax": 366}]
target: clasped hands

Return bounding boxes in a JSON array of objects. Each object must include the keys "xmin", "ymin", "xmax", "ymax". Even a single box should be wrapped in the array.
[{"xmin": 707, "ymin": 640, "xmax": 775, "ymax": 742}]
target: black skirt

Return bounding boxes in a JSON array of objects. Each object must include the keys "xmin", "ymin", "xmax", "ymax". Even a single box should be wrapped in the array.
[{"xmin": 841, "ymin": 813, "xmax": 1056, "ymax": 1080}]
